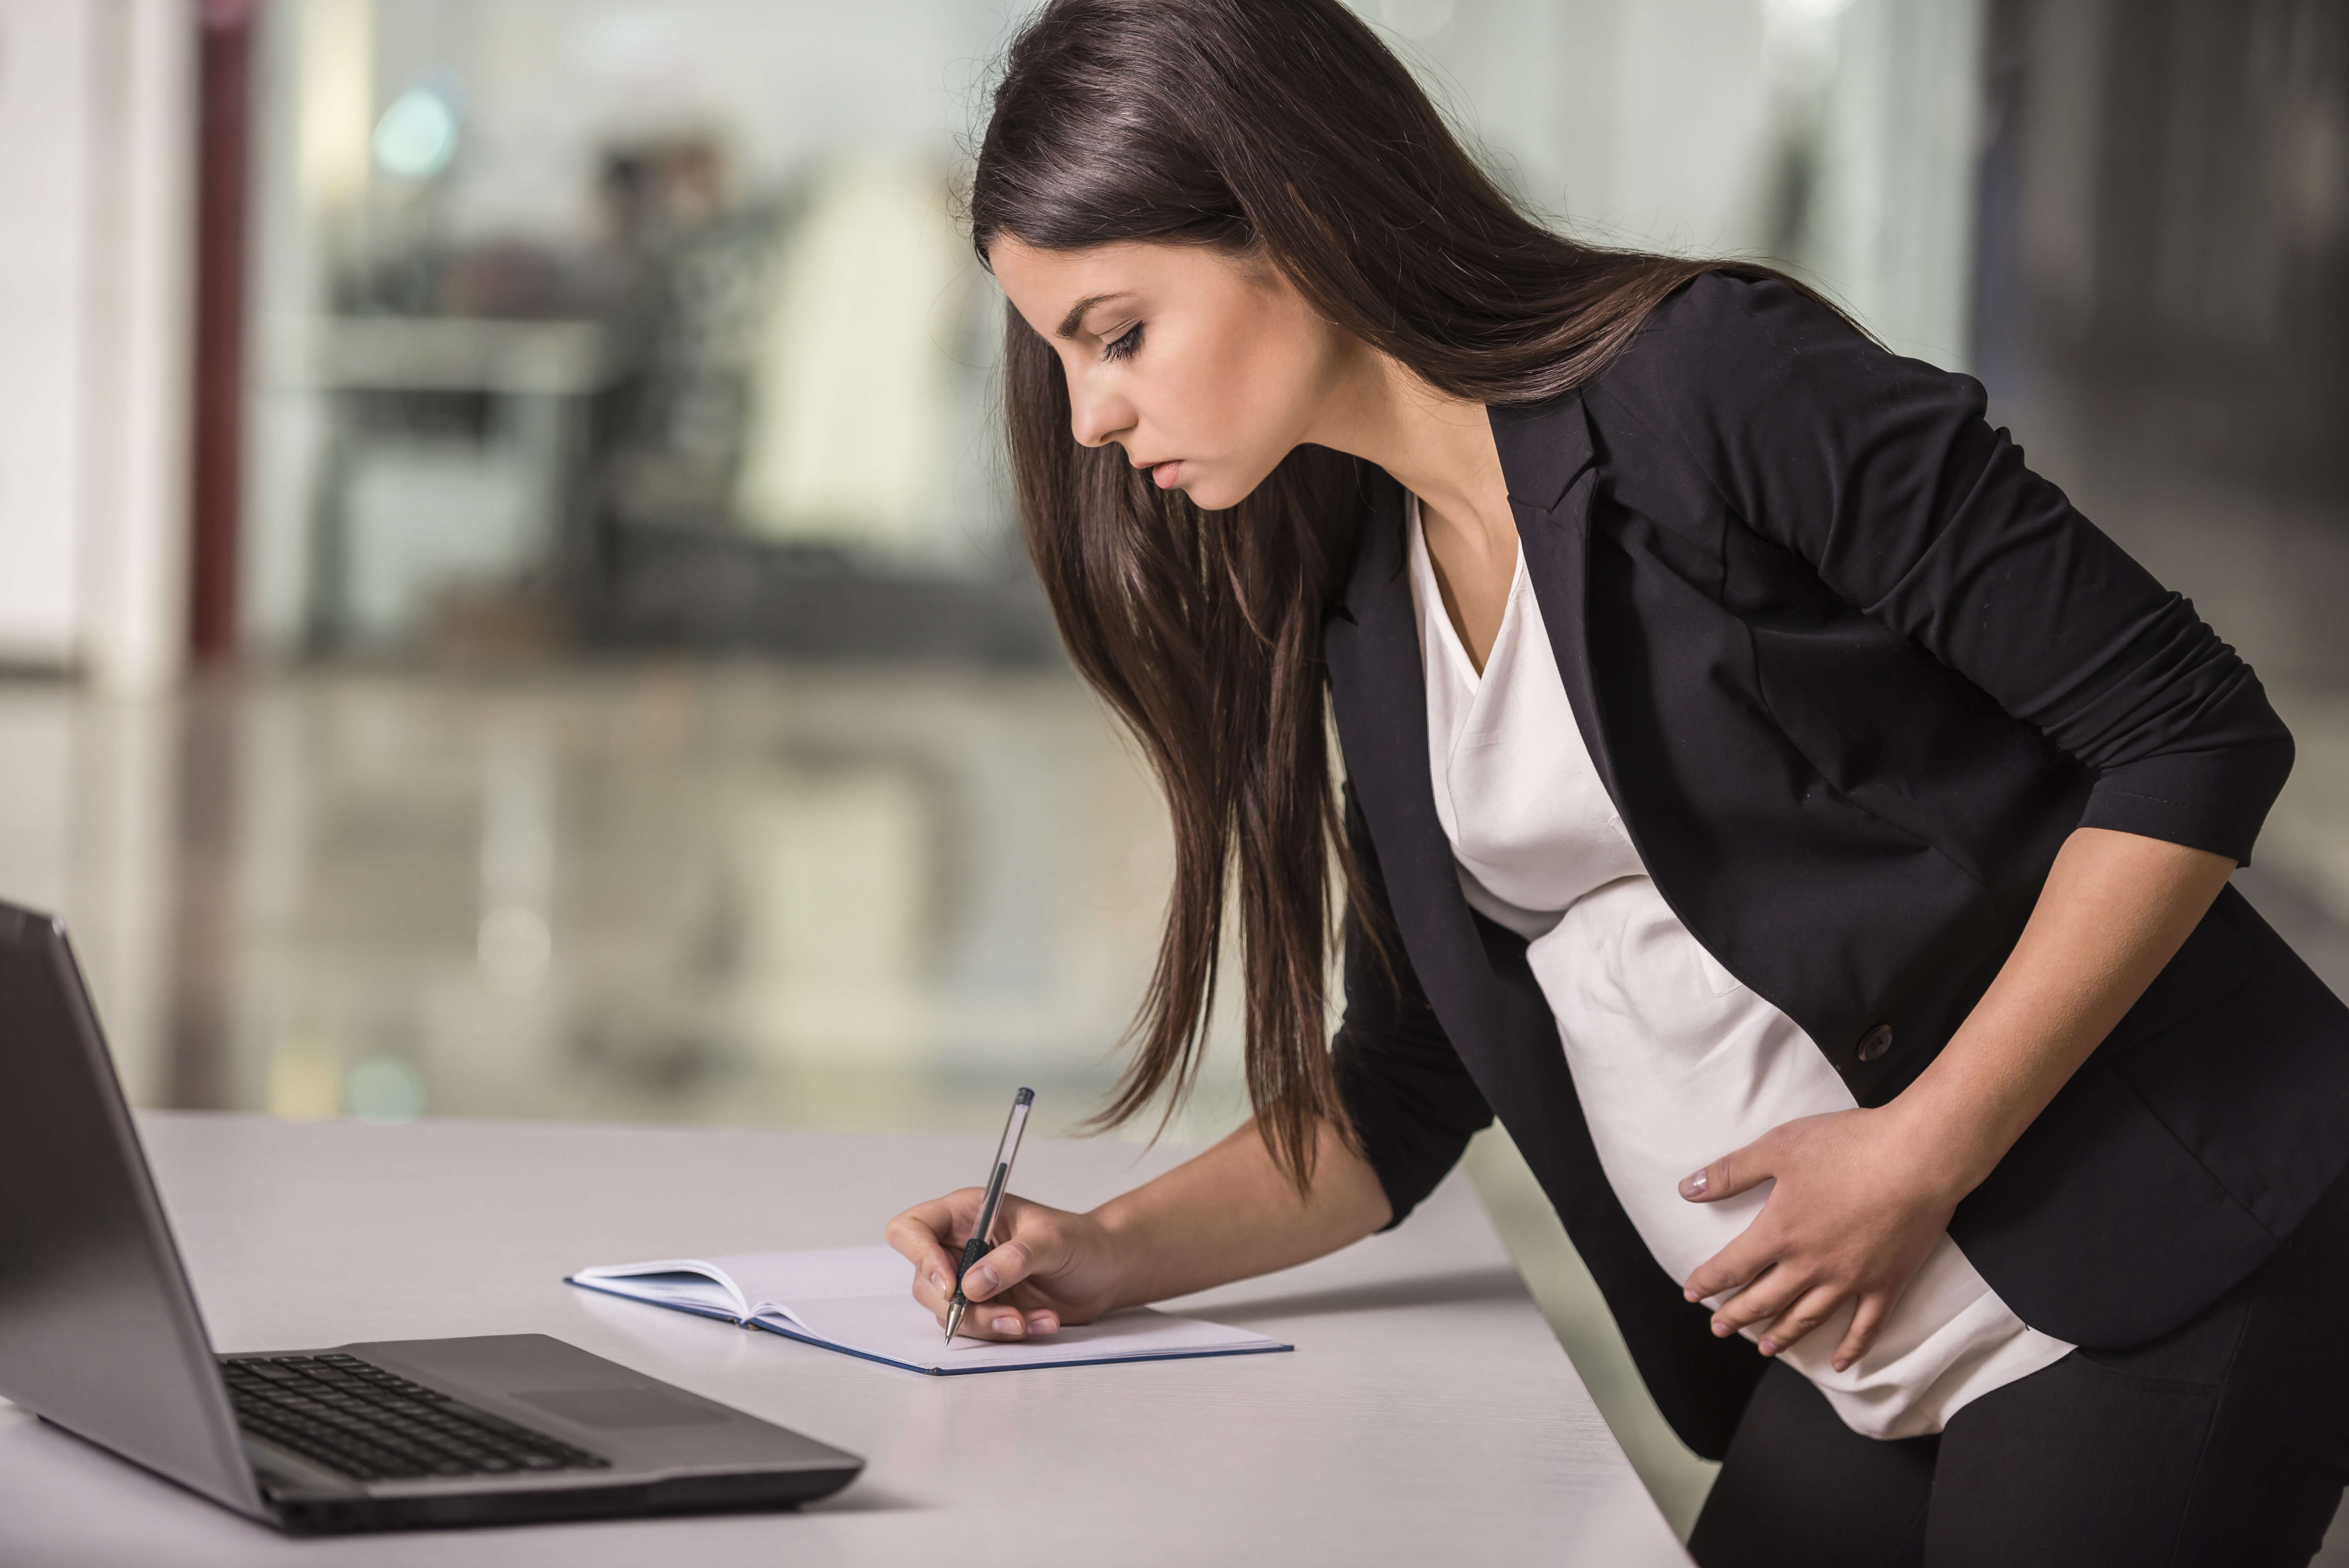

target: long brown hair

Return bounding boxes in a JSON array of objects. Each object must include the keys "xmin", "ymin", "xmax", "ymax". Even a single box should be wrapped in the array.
[{"xmin": 972, "ymin": 0, "xmax": 1767, "ymax": 1187}]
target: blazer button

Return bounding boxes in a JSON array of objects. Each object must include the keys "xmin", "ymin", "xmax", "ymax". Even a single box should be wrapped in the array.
[{"xmin": 1856, "ymin": 1024, "xmax": 1894, "ymax": 1063}]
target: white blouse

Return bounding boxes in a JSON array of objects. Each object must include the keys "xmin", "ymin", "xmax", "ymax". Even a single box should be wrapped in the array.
[{"xmin": 1404, "ymin": 495, "xmax": 2073, "ymax": 1440}]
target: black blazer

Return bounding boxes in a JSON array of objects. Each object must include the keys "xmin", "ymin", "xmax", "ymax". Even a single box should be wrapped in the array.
[{"xmin": 1323, "ymin": 273, "xmax": 2349, "ymax": 1460}]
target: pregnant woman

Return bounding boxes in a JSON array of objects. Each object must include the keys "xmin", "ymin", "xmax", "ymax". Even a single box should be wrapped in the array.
[{"xmin": 886, "ymin": 2, "xmax": 2349, "ymax": 1561}]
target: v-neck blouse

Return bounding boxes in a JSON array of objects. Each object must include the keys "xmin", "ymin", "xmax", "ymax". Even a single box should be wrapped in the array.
[{"xmin": 1404, "ymin": 493, "xmax": 2074, "ymax": 1440}]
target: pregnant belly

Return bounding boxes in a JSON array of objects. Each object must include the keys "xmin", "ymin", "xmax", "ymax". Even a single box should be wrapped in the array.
[
  {"xmin": 1525, "ymin": 878, "xmax": 1858, "ymax": 1277},
  {"xmin": 1524, "ymin": 881, "xmax": 2069, "ymax": 1439}
]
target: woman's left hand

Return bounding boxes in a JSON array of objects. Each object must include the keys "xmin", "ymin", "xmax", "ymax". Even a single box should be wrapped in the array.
[{"xmin": 1677, "ymin": 1104, "xmax": 1968, "ymax": 1373}]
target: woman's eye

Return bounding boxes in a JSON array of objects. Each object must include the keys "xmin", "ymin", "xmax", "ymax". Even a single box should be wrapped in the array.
[{"xmin": 1103, "ymin": 323, "xmax": 1143, "ymax": 362}]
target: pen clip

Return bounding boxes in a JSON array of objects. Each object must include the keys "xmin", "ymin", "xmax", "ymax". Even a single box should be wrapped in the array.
[{"xmin": 968, "ymin": 1088, "xmax": 1035, "ymax": 1260}]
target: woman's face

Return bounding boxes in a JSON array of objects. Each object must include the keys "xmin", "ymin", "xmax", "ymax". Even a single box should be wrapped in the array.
[{"xmin": 989, "ymin": 237, "xmax": 1359, "ymax": 511}]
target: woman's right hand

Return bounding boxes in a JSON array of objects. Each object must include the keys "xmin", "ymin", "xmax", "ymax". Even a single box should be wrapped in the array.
[{"xmin": 885, "ymin": 1188, "xmax": 1126, "ymax": 1341}]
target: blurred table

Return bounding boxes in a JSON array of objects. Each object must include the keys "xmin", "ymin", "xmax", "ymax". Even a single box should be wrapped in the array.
[
  {"xmin": 306, "ymin": 317, "xmax": 612, "ymax": 396},
  {"xmin": 0, "ymin": 1114, "xmax": 1688, "ymax": 1566},
  {"xmin": 285, "ymin": 317, "xmax": 617, "ymax": 646}
]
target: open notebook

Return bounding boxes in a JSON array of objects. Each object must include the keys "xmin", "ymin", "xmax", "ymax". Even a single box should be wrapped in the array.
[{"xmin": 567, "ymin": 1245, "xmax": 1290, "ymax": 1376}]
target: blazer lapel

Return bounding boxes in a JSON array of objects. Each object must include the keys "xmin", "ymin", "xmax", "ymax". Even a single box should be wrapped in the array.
[
  {"xmin": 1322, "ymin": 396, "xmax": 1621, "ymax": 1084},
  {"xmin": 1323, "ymin": 472, "xmax": 1504, "ymax": 1050},
  {"xmin": 1490, "ymin": 394, "xmax": 1627, "ymax": 821}
]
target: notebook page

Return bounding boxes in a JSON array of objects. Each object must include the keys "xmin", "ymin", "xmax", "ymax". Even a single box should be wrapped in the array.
[
  {"xmin": 754, "ymin": 1291, "xmax": 1288, "ymax": 1374},
  {"xmin": 572, "ymin": 1244, "xmax": 1288, "ymax": 1373},
  {"xmin": 701, "ymin": 1245, "xmax": 923, "ymax": 1304},
  {"xmin": 569, "ymin": 1260, "xmax": 749, "ymax": 1319}
]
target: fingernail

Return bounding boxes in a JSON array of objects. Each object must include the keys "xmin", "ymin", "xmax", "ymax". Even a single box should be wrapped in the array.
[
  {"xmin": 968, "ymin": 1265, "xmax": 998, "ymax": 1296},
  {"xmin": 929, "ymin": 1270, "xmax": 949, "ymax": 1293},
  {"xmin": 1833, "ymin": 1358, "xmax": 1850, "ymax": 1373},
  {"xmin": 1684, "ymin": 1289, "xmax": 1700, "ymax": 1303},
  {"xmin": 1711, "ymin": 1319, "xmax": 1729, "ymax": 1337},
  {"xmin": 993, "ymin": 1315, "xmax": 1023, "ymax": 1336},
  {"xmin": 1680, "ymin": 1171, "xmax": 1708, "ymax": 1199},
  {"xmin": 1757, "ymin": 1341, "xmax": 1777, "ymax": 1357},
  {"xmin": 1032, "ymin": 1315, "xmax": 1059, "ymax": 1335}
]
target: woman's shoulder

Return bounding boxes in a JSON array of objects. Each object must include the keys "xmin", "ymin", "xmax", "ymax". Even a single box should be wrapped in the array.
[
  {"xmin": 1581, "ymin": 265, "xmax": 1974, "ymax": 468},
  {"xmin": 1598, "ymin": 267, "xmax": 1869, "ymax": 404}
]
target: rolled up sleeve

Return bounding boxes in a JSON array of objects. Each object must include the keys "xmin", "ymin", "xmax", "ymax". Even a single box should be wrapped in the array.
[{"xmin": 1636, "ymin": 273, "xmax": 2293, "ymax": 864}]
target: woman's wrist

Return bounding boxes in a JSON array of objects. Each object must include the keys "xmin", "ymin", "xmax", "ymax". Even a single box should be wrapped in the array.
[
  {"xmin": 1876, "ymin": 831, "xmax": 2240, "ymax": 1216},
  {"xmin": 1878, "ymin": 1071, "xmax": 2013, "ymax": 1210},
  {"xmin": 1086, "ymin": 1192, "xmax": 1160, "ymax": 1312}
]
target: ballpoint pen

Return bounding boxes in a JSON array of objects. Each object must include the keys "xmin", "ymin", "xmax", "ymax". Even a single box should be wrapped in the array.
[{"xmin": 944, "ymin": 1087, "xmax": 1035, "ymax": 1343}]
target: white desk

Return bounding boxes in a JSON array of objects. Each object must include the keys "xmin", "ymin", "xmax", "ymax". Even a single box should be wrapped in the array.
[{"xmin": 0, "ymin": 1113, "xmax": 1689, "ymax": 1566}]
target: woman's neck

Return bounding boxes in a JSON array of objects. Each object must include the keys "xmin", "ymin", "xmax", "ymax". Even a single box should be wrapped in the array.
[
  {"xmin": 1306, "ymin": 349, "xmax": 1515, "ymax": 559},
  {"xmin": 1310, "ymin": 349, "xmax": 1519, "ymax": 671}
]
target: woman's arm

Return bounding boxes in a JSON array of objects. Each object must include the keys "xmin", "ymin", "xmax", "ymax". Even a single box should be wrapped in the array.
[
  {"xmin": 888, "ymin": 786, "xmax": 1485, "ymax": 1341},
  {"xmin": 1644, "ymin": 274, "xmax": 2293, "ymax": 869},
  {"xmin": 1679, "ymin": 826, "xmax": 2237, "ymax": 1369},
  {"xmin": 884, "ymin": 1114, "xmax": 1391, "ymax": 1340},
  {"xmin": 1627, "ymin": 276, "xmax": 2287, "ymax": 1370}
]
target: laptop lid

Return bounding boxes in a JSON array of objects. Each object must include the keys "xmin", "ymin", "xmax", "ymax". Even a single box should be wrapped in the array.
[{"xmin": 0, "ymin": 901, "xmax": 265, "ymax": 1518}]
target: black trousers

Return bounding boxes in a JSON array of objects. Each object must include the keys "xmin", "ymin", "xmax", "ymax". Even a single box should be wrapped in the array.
[{"xmin": 1689, "ymin": 1168, "xmax": 2349, "ymax": 1568}]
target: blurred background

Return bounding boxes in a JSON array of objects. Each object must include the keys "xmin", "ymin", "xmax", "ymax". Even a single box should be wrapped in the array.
[{"xmin": 2, "ymin": 0, "xmax": 2346, "ymax": 1538}]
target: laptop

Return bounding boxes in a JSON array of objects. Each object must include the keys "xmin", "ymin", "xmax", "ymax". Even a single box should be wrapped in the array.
[{"xmin": 0, "ymin": 901, "xmax": 864, "ymax": 1532}]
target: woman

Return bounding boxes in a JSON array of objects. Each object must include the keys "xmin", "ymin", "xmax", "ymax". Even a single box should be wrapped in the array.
[{"xmin": 884, "ymin": 1, "xmax": 2349, "ymax": 1561}]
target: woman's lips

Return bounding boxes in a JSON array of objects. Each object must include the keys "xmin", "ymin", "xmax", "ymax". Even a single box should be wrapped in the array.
[{"xmin": 1149, "ymin": 460, "xmax": 1182, "ymax": 488}]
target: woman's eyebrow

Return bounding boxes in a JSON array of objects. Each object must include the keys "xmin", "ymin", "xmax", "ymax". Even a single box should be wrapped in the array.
[{"xmin": 1056, "ymin": 292, "xmax": 1133, "ymax": 339}]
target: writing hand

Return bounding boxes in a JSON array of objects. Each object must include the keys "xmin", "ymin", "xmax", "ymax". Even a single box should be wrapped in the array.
[
  {"xmin": 885, "ymin": 1188, "xmax": 1125, "ymax": 1342},
  {"xmin": 1677, "ymin": 1106, "xmax": 1962, "ymax": 1373}
]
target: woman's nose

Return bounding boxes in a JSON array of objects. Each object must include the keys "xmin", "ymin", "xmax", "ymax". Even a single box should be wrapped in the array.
[{"xmin": 1066, "ymin": 374, "xmax": 1131, "ymax": 449}]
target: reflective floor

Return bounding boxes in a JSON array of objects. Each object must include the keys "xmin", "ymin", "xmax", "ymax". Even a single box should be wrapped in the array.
[
  {"xmin": 14, "ymin": 601, "xmax": 2349, "ymax": 1151},
  {"xmin": 0, "ymin": 660, "xmax": 1253, "ymax": 1142}
]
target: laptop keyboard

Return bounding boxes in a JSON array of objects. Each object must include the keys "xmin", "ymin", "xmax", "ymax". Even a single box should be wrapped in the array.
[{"xmin": 220, "ymin": 1353, "xmax": 610, "ymax": 1482}]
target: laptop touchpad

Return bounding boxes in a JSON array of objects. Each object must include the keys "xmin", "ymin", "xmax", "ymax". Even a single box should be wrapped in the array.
[{"xmin": 514, "ymin": 1386, "xmax": 731, "ymax": 1429}]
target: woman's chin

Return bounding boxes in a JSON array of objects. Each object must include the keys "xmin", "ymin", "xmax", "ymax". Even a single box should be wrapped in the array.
[{"xmin": 1177, "ymin": 471, "xmax": 1257, "ymax": 511}]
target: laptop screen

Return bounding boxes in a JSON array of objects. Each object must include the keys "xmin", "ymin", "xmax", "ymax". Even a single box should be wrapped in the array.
[{"xmin": 0, "ymin": 903, "xmax": 262, "ymax": 1516}]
